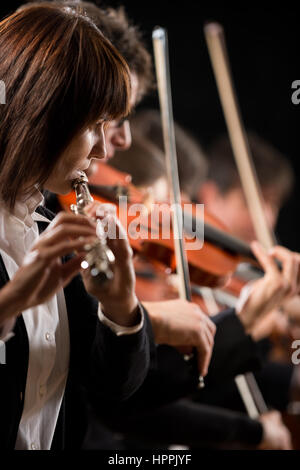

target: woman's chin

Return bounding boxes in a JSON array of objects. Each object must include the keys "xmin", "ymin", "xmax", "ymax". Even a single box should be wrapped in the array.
[
  {"xmin": 44, "ymin": 181, "xmax": 73, "ymax": 195},
  {"xmin": 60, "ymin": 181, "xmax": 74, "ymax": 194}
]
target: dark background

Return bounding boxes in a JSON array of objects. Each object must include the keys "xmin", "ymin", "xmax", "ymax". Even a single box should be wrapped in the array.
[{"xmin": 1, "ymin": 1, "xmax": 299, "ymax": 249}]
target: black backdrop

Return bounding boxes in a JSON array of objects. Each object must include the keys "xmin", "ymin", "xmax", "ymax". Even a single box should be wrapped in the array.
[{"xmin": 1, "ymin": 1, "xmax": 299, "ymax": 250}]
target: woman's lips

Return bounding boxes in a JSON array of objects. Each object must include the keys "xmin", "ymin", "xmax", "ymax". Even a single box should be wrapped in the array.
[{"xmin": 70, "ymin": 169, "xmax": 87, "ymax": 180}]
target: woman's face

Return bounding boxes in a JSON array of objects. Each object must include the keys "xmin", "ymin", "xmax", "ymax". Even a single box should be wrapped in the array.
[
  {"xmin": 104, "ymin": 73, "xmax": 139, "ymax": 159},
  {"xmin": 44, "ymin": 73, "xmax": 139, "ymax": 193},
  {"xmin": 44, "ymin": 121, "xmax": 107, "ymax": 194},
  {"xmin": 86, "ymin": 73, "xmax": 139, "ymax": 178}
]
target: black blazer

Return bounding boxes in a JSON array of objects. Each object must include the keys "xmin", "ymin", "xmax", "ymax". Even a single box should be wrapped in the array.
[
  {"xmin": 97, "ymin": 308, "xmax": 262, "ymax": 416},
  {"xmin": 91, "ymin": 309, "xmax": 263, "ymax": 449},
  {"xmin": 0, "ymin": 205, "xmax": 153, "ymax": 449}
]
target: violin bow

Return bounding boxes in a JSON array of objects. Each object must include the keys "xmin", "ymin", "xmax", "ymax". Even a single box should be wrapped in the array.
[
  {"xmin": 204, "ymin": 22, "xmax": 272, "ymax": 418},
  {"xmin": 152, "ymin": 27, "xmax": 204, "ymax": 389},
  {"xmin": 204, "ymin": 23, "xmax": 276, "ymax": 250}
]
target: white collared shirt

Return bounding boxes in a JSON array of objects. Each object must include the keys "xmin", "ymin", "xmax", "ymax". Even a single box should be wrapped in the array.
[
  {"xmin": 0, "ymin": 191, "xmax": 70, "ymax": 450},
  {"xmin": 0, "ymin": 190, "xmax": 143, "ymax": 450}
]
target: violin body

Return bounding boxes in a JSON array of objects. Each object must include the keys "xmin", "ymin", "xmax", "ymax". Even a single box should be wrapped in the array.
[{"xmin": 59, "ymin": 161, "xmax": 258, "ymax": 289}]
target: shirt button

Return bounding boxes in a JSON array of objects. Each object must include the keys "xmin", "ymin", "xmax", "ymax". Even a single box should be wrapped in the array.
[
  {"xmin": 39, "ymin": 384, "xmax": 46, "ymax": 397},
  {"xmin": 45, "ymin": 332, "xmax": 53, "ymax": 342}
]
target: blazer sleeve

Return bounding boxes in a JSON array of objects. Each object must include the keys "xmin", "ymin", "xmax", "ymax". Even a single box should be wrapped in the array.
[
  {"xmin": 205, "ymin": 308, "xmax": 262, "ymax": 386},
  {"xmin": 87, "ymin": 304, "xmax": 153, "ymax": 401},
  {"xmin": 100, "ymin": 309, "xmax": 262, "ymax": 414},
  {"xmin": 37, "ymin": 204, "xmax": 154, "ymax": 402},
  {"xmin": 63, "ymin": 271, "xmax": 154, "ymax": 403},
  {"xmin": 104, "ymin": 399, "xmax": 263, "ymax": 449}
]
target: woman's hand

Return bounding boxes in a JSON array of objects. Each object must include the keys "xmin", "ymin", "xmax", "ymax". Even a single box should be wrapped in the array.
[
  {"xmin": 0, "ymin": 212, "xmax": 97, "ymax": 325},
  {"xmin": 81, "ymin": 203, "xmax": 139, "ymax": 327},
  {"xmin": 237, "ymin": 242, "xmax": 300, "ymax": 335}
]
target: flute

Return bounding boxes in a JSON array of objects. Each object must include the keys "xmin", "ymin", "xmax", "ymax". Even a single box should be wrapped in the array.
[{"xmin": 70, "ymin": 171, "xmax": 115, "ymax": 283}]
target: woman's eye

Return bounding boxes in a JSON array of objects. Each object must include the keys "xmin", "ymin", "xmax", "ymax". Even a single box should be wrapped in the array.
[
  {"xmin": 95, "ymin": 116, "xmax": 109, "ymax": 126},
  {"xmin": 114, "ymin": 117, "xmax": 129, "ymax": 129},
  {"xmin": 95, "ymin": 118, "xmax": 111, "ymax": 131},
  {"xmin": 116, "ymin": 118, "xmax": 126, "ymax": 128}
]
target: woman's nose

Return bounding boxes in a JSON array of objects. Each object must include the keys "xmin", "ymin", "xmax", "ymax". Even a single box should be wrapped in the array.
[
  {"xmin": 92, "ymin": 123, "xmax": 107, "ymax": 160},
  {"xmin": 111, "ymin": 121, "xmax": 132, "ymax": 150}
]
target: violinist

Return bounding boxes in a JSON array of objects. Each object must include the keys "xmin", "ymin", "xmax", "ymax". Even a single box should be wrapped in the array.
[
  {"xmin": 197, "ymin": 132, "xmax": 300, "ymax": 412},
  {"xmin": 113, "ymin": 109, "xmax": 298, "ymax": 362},
  {"xmin": 118, "ymin": 110, "xmax": 299, "ymax": 411},
  {"xmin": 108, "ymin": 109, "xmax": 297, "ymax": 448},
  {"xmin": 34, "ymin": 0, "xmax": 299, "ymax": 449},
  {"xmin": 0, "ymin": 4, "xmax": 152, "ymax": 450}
]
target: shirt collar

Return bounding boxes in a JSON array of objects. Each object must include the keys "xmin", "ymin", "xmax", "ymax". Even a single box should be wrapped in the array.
[{"xmin": 13, "ymin": 187, "xmax": 45, "ymax": 222}]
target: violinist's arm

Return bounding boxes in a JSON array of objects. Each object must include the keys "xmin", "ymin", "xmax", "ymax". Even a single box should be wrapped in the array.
[
  {"xmin": 236, "ymin": 242, "xmax": 300, "ymax": 334},
  {"xmin": 143, "ymin": 242, "xmax": 300, "ymax": 384}
]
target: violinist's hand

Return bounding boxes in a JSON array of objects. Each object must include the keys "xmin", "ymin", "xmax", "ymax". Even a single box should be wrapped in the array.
[
  {"xmin": 82, "ymin": 203, "xmax": 139, "ymax": 327},
  {"xmin": 0, "ymin": 212, "xmax": 96, "ymax": 326},
  {"xmin": 258, "ymin": 411, "xmax": 292, "ymax": 450},
  {"xmin": 237, "ymin": 242, "xmax": 300, "ymax": 336},
  {"xmin": 143, "ymin": 299, "xmax": 216, "ymax": 377},
  {"xmin": 280, "ymin": 295, "xmax": 300, "ymax": 327},
  {"xmin": 249, "ymin": 309, "xmax": 291, "ymax": 342},
  {"xmin": 273, "ymin": 295, "xmax": 300, "ymax": 339}
]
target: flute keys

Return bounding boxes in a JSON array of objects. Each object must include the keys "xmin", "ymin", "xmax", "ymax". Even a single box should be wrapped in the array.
[{"xmin": 81, "ymin": 260, "xmax": 89, "ymax": 270}]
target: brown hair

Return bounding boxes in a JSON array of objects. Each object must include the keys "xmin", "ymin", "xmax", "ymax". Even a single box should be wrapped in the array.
[
  {"xmin": 207, "ymin": 132, "xmax": 294, "ymax": 204},
  {"xmin": 23, "ymin": 0, "xmax": 154, "ymax": 102},
  {"xmin": 0, "ymin": 3, "xmax": 130, "ymax": 209}
]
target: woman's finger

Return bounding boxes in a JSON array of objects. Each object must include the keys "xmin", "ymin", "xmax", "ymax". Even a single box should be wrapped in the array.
[
  {"xmin": 37, "ymin": 255, "xmax": 85, "ymax": 300},
  {"xmin": 104, "ymin": 215, "xmax": 133, "ymax": 261},
  {"xmin": 47, "ymin": 212, "xmax": 97, "ymax": 231},
  {"xmin": 36, "ymin": 224, "xmax": 97, "ymax": 248},
  {"xmin": 60, "ymin": 254, "xmax": 86, "ymax": 284},
  {"xmin": 24, "ymin": 238, "xmax": 98, "ymax": 266}
]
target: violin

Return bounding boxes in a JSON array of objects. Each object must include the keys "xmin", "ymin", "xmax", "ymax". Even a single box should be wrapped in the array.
[{"xmin": 58, "ymin": 161, "xmax": 261, "ymax": 291}]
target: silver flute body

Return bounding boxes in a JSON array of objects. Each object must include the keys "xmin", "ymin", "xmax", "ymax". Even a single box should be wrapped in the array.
[{"xmin": 71, "ymin": 171, "xmax": 115, "ymax": 282}]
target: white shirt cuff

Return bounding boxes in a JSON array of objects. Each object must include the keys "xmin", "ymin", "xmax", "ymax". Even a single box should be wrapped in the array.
[
  {"xmin": 0, "ymin": 318, "xmax": 16, "ymax": 343},
  {"xmin": 97, "ymin": 304, "xmax": 144, "ymax": 336}
]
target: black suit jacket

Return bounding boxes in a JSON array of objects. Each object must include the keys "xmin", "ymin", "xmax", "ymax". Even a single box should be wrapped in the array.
[
  {"xmin": 92, "ymin": 309, "xmax": 263, "ymax": 448},
  {"xmin": 97, "ymin": 308, "xmax": 261, "ymax": 415},
  {"xmin": 0, "ymin": 205, "xmax": 153, "ymax": 449}
]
